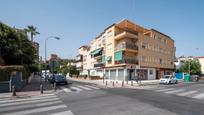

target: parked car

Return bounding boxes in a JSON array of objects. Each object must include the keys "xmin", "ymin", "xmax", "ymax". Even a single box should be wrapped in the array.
[
  {"xmin": 48, "ymin": 74, "xmax": 68, "ymax": 85},
  {"xmin": 160, "ymin": 75, "xmax": 178, "ymax": 84}
]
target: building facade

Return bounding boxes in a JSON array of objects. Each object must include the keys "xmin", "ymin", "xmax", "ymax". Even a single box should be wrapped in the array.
[{"xmin": 76, "ymin": 19, "xmax": 176, "ymax": 80}]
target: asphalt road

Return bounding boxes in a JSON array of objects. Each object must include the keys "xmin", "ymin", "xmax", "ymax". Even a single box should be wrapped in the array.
[
  {"xmin": 57, "ymin": 81, "xmax": 204, "ymax": 115},
  {"xmin": 1, "ymin": 80, "xmax": 204, "ymax": 115}
]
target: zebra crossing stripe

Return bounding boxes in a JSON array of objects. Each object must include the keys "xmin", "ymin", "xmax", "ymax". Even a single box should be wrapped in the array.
[
  {"xmin": 192, "ymin": 93, "xmax": 204, "ymax": 99},
  {"xmin": 2, "ymin": 104, "xmax": 67, "ymax": 115},
  {"xmin": 0, "ymin": 94, "xmax": 56, "ymax": 104},
  {"xmin": 61, "ymin": 87, "xmax": 72, "ymax": 92},
  {"xmin": 0, "ymin": 97, "xmax": 59, "ymax": 107},
  {"xmin": 155, "ymin": 88, "xmax": 175, "ymax": 92},
  {"xmin": 49, "ymin": 110, "xmax": 74, "ymax": 115},
  {"xmin": 0, "ymin": 100, "xmax": 62, "ymax": 112},
  {"xmin": 164, "ymin": 89, "xmax": 185, "ymax": 94},
  {"xmin": 76, "ymin": 85, "xmax": 91, "ymax": 90},
  {"xmin": 70, "ymin": 86, "xmax": 82, "ymax": 92},
  {"xmin": 177, "ymin": 90, "xmax": 198, "ymax": 96},
  {"xmin": 85, "ymin": 85, "xmax": 100, "ymax": 89}
]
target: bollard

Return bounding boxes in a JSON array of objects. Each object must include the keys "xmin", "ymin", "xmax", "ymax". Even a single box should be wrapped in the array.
[
  {"xmin": 131, "ymin": 81, "xmax": 133, "ymax": 86},
  {"xmin": 116, "ymin": 81, "xmax": 118, "ymax": 84},
  {"xmin": 122, "ymin": 80, "xmax": 124, "ymax": 87},
  {"xmin": 54, "ymin": 82, "xmax": 56, "ymax": 92},
  {"xmin": 112, "ymin": 81, "xmax": 114, "ymax": 87},
  {"xmin": 126, "ymin": 80, "xmax": 128, "ymax": 85},
  {"xmin": 40, "ymin": 84, "xmax": 43, "ymax": 94},
  {"xmin": 12, "ymin": 85, "xmax": 16, "ymax": 96},
  {"xmin": 105, "ymin": 81, "xmax": 108, "ymax": 86}
]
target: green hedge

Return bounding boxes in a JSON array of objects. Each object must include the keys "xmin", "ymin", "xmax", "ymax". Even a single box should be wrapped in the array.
[{"xmin": 0, "ymin": 65, "xmax": 28, "ymax": 82}]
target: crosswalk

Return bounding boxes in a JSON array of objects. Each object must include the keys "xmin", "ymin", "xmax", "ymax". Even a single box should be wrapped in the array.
[
  {"xmin": 0, "ymin": 94, "xmax": 74, "ymax": 115},
  {"xmin": 59, "ymin": 84, "xmax": 101, "ymax": 94},
  {"xmin": 149, "ymin": 86, "xmax": 204, "ymax": 100}
]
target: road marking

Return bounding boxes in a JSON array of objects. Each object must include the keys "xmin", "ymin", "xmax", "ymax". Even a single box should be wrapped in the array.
[
  {"xmin": 70, "ymin": 86, "xmax": 83, "ymax": 92},
  {"xmin": 61, "ymin": 87, "xmax": 72, "ymax": 93},
  {"xmin": 2, "ymin": 104, "xmax": 67, "ymax": 115},
  {"xmin": 84, "ymin": 85, "xmax": 100, "ymax": 89},
  {"xmin": 76, "ymin": 85, "xmax": 91, "ymax": 90},
  {"xmin": 0, "ymin": 97, "xmax": 59, "ymax": 107},
  {"xmin": 49, "ymin": 110, "xmax": 74, "ymax": 115},
  {"xmin": 164, "ymin": 89, "xmax": 185, "ymax": 94},
  {"xmin": 155, "ymin": 88, "xmax": 175, "ymax": 92},
  {"xmin": 0, "ymin": 100, "xmax": 62, "ymax": 112},
  {"xmin": 0, "ymin": 94, "xmax": 56, "ymax": 104},
  {"xmin": 177, "ymin": 90, "xmax": 198, "ymax": 96},
  {"xmin": 192, "ymin": 93, "xmax": 204, "ymax": 99}
]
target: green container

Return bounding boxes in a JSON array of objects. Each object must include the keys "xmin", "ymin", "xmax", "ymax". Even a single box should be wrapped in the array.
[{"xmin": 184, "ymin": 74, "xmax": 190, "ymax": 82}]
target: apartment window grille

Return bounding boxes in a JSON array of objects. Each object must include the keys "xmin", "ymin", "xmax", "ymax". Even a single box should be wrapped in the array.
[{"xmin": 141, "ymin": 42, "xmax": 146, "ymax": 49}]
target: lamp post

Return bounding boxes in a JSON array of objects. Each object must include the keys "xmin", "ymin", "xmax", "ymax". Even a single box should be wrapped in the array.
[{"xmin": 44, "ymin": 36, "xmax": 60, "ymax": 83}]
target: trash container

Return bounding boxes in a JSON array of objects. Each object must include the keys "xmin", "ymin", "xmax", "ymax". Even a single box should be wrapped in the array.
[
  {"xmin": 184, "ymin": 74, "xmax": 190, "ymax": 82},
  {"xmin": 190, "ymin": 75, "xmax": 199, "ymax": 82}
]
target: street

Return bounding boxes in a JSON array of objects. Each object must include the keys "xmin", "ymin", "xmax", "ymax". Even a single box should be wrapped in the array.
[{"xmin": 1, "ymin": 78, "xmax": 204, "ymax": 115}]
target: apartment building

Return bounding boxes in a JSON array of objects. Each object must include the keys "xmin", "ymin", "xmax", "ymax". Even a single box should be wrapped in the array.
[{"xmin": 76, "ymin": 19, "xmax": 176, "ymax": 80}]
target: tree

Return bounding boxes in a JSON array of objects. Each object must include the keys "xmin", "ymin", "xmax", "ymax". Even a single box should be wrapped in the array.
[
  {"xmin": 24, "ymin": 25, "xmax": 40, "ymax": 42},
  {"xmin": 0, "ymin": 22, "xmax": 36, "ymax": 65},
  {"xmin": 181, "ymin": 59, "xmax": 201, "ymax": 75}
]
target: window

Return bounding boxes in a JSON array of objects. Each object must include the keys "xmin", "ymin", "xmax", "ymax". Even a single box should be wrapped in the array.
[
  {"xmin": 141, "ymin": 56, "xmax": 146, "ymax": 62},
  {"xmin": 141, "ymin": 42, "xmax": 147, "ymax": 49},
  {"xmin": 149, "ymin": 70, "xmax": 153, "ymax": 75},
  {"xmin": 159, "ymin": 58, "xmax": 162, "ymax": 64},
  {"xmin": 107, "ymin": 30, "xmax": 113, "ymax": 37},
  {"xmin": 107, "ymin": 43, "xmax": 112, "ymax": 49},
  {"xmin": 83, "ymin": 55, "xmax": 87, "ymax": 61}
]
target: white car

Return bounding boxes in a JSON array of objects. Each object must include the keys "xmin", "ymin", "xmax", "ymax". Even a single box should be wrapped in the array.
[{"xmin": 160, "ymin": 75, "xmax": 178, "ymax": 84}]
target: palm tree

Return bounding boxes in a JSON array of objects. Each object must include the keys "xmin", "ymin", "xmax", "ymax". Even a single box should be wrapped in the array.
[{"xmin": 24, "ymin": 25, "xmax": 40, "ymax": 42}]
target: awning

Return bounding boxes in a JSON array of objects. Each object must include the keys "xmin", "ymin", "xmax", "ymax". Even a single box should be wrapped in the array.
[
  {"xmin": 106, "ymin": 56, "xmax": 112, "ymax": 61},
  {"xmin": 90, "ymin": 48, "xmax": 103, "ymax": 56},
  {"xmin": 115, "ymin": 51, "xmax": 122, "ymax": 61}
]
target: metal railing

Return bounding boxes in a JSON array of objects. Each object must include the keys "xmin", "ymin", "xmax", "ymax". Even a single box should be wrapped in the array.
[{"xmin": 115, "ymin": 42, "xmax": 138, "ymax": 52}]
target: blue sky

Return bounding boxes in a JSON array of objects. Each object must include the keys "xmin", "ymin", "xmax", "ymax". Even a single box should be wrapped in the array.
[{"xmin": 0, "ymin": 0, "xmax": 204, "ymax": 59}]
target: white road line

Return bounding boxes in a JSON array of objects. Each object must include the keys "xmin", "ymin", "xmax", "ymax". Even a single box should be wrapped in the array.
[
  {"xmin": 155, "ymin": 88, "xmax": 175, "ymax": 92},
  {"xmin": 164, "ymin": 89, "xmax": 185, "ymax": 94},
  {"xmin": 2, "ymin": 104, "xmax": 67, "ymax": 115},
  {"xmin": 84, "ymin": 85, "xmax": 100, "ymax": 89},
  {"xmin": 70, "ymin": 86, "xmax": 83, "ymax": 92},
  {"xmin": 49, "ymin": 110, "xmax": 74, "ymax": 115},
  {"xmin": 177, "ymin": 90, "xmax": 198, "ymax": 96},
  {"xmin": 0, "ymin": 95, "xmax": 57, "ymax": 103},
  {"xmin": 0, "ymin": 100, "xmax": 62, "ymax": 112},
  {"xmin": 61, "ymin": 87, "xmax": 72, "ymax": 93},
  {"xmin": 192, "ymin": 93, "xmax": 204, "ymax": 99},
  {"xmin": 0, "ymin": 97, "xmax": 59, "ymax": 107},
  {"xmin": 76, "ymin": 85, "xmax": 91, "ymax": 90}
]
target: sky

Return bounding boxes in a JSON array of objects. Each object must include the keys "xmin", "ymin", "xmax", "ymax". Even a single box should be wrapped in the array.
[{"xmin": 0, "ymin": 0, "xmax": 204, "ymax": 59}]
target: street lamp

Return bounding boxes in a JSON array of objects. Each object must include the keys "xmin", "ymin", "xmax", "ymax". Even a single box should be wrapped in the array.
[
  {"xmin": 45, "ymin": 36, "xmax": 60, "ymax": 62},
  {"xmin": 44, "ymin": 36, "xmax": 60, "ymax": 83}
]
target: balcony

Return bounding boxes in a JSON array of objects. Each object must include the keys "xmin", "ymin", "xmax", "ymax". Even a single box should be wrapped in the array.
[
  {"xmin": 76, "ymin": 54, "xmax": 83, "ymax": 62},
  {"xmin": 94, "ymin": 63, "xmax": 105, "ymax": 68},
  {"xmin": 115, "ymin": 42, "xmax": 138, "ymax": 52},
  {"xmin": 115, "ymin": 57, "xmax": 139, "ymax": 65},
  {"xmin": 76, "ymin": 62, "xmax": 83, "ymax": 70},
  {"xmin": 114, "ymin": 31, "xmax": 138, "ymax": 40},
  {"xmin": 90, "ymin": 48, "xmax": 103, "ymax": 58}
]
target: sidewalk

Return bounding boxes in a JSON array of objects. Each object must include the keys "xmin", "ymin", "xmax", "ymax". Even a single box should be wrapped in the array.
[
  {"xmin": 0, "ymin": 74, "xmax": 54, "ymax": 99},
  {"xmin": 68, "ymin": 77, "xmax": 160, "ymax": 88}
]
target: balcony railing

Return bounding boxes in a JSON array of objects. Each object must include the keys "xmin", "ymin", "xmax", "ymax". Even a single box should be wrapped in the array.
[
  {"xmin": 115, "ymin": 42, "xmax": 138, "ymax": 52},
  {"xmin": 115, "ymin": 56, "xmax": 139, "ymax": 64},
  {"xmin": 94, "ymin": 63, "xmax": 105, "ymax": 68},
  {"xmin": 76, "ymin": 55, "xmax": 83, "ymax": 62}
]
